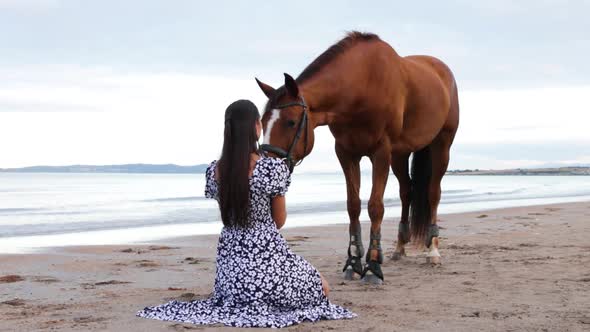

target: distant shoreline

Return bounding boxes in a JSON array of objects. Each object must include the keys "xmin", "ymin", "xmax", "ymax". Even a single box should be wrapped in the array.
[
  {"xmin": 447, "ymin": 166, "xmax": 590, "ymax": 176},
  {"xmin": 0, "ymin": 164, "xmax": 589, "ymax": 175},
  {"xmin": 0, "ymin": 164, "xmax": 209, "ymax": 174}
]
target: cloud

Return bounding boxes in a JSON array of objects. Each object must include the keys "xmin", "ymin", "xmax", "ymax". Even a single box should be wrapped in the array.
[
  {"xmin": 2, "ymin": 1, "xmax": 589, "ymax": 90},
  {"xmin": 449, "ymin": 0, "xmax": 582, "ymax": 16},
  {"xmin": 0, "ymin": 65, "xmax": 589, "ymax": 170},
  {"xmin": 0, "ymin": 0, "xmax": 59, "ymax": 10},
  {"xmin": 455, "ymin": 86, "xmax": 590, "ymax": 144},
  {"xmin": 451, "ymin": 140, "xmax": 590, "ymax": 170},
  {"xmin": 0, "ymin": 65, "xmax": 269, "ymax": 167},
  {"xmin": 0, "ymin": 65, "xmax": 266, "ymax": 113}
]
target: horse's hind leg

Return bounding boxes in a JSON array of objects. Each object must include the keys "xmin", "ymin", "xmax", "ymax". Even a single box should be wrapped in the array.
[
  {"xmin": 362, "ymin": 143, "xmax": 391, "ymax": 284},
  {"xmin": 336, "ymin": 144, "xmax": 364, "ymax": 280},
  {"xmin": 427, "ymin": 131, "xmax": 454, "ymax": 265},
  {"xmin": 391, "ymin": 153, "xmax": 411, "ymax": 260}
]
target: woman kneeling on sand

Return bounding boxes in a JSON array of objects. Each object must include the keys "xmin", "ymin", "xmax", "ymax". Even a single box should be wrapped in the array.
[{"xmin": 137, "ymin": 100, "xmax": 355, "ymax": 328}]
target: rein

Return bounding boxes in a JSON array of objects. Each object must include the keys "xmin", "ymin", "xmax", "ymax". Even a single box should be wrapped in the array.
[{"xmin": 260, "ymin": 96, "xmax": 309, "ymax": 173}]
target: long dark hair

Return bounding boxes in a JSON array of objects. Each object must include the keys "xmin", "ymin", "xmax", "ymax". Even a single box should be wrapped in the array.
[{"xmin": 218, "ymin": 99, "xmax": 260, "ymax": 227}]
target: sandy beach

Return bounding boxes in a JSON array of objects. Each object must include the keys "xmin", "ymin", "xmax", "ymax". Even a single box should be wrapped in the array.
[{"xmin": 1, "ymin": 201, "xmax": 589, "ymax": 331}]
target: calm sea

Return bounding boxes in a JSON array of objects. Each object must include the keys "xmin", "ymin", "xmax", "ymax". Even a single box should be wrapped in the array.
[{"xmin": 1, "ymin": 172, "xmax": 590, "ymax": 253}]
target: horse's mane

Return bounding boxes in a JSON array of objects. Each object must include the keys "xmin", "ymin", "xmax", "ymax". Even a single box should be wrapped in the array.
[
  {"xmin": 264, "ymin": 31, "xmax": 380, "ymax": 113},
  {"xmin": 297, "ymin": 31, "xmax": 379, "ymax": 83}
]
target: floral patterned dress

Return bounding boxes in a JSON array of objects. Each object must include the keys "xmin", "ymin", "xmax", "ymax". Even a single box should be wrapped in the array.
[{"xmin": 137, "ymin": 156, "xmax": 355, "ymax": 328}]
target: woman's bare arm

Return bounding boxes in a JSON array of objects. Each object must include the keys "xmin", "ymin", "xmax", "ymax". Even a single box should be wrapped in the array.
[{"xmin": 271, "ymin": 195, "xmax": 287, "ymax": 229}]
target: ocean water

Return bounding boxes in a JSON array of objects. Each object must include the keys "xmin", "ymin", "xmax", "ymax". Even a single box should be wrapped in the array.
[{"xmin": 1, "ymin": 172, "xmax": 590, "ymax": 253}]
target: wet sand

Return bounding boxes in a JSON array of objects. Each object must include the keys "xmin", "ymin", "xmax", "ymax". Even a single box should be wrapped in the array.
[{"xmin": 1, "ymin": 202, "xmax": 589, "ymax": 331}]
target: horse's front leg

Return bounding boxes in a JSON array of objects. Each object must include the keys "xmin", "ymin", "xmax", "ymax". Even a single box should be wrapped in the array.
[
  {"xmin": 336, "ymin": 145, "xmax": 363, "ymax": 279},
  {"xmin": 362, "ymin": 144, "xmax": 391, "ymax": 284}
]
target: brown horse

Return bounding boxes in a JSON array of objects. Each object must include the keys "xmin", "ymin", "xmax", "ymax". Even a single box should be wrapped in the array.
[{"xmin": 256, "ymin": 32, "xmax": 459, "ymax": 284}]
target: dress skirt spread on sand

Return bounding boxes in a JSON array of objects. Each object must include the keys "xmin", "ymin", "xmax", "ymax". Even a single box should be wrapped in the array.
[{"xmin": 137, "ymin": 157, "xmax": 355, "ymax": 328}]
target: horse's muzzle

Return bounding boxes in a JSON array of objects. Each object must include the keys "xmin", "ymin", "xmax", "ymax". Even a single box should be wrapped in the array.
[
  {"xmin": 260, "ymin": 144, "xmax": 295, "ymax": 173},
  {"xmin": 260, "ymin": 144, "xmax": 288, "ymax": 158}
]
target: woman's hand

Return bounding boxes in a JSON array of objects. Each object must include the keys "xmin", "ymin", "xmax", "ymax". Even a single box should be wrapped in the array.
[
  {"xmin": 271, "ymin": 195, "xmax": 287, "ymax": 229},
  {"xmin": 319, "ymin": 272, "xmax": 330, "ymax": 297}
]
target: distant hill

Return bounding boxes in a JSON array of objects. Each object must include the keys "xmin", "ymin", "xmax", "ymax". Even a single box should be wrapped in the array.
[
  {"xmin": 447, "ymin": 166, "xmax": 590, "ymax": 176},
  {"xmin": 0, "ymin": 164, "xmax": 209, "ymax": 174}
]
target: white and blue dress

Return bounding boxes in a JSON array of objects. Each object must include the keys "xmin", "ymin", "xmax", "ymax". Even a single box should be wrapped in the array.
[{"xmin": 137, "ymin": 156, "xmax": 355, "ymax": 328}]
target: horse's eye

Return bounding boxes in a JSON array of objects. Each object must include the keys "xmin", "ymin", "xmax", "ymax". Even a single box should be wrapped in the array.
[{"xmin": 286, "ymin": 120, "xmax": 296, "ymax": 128}]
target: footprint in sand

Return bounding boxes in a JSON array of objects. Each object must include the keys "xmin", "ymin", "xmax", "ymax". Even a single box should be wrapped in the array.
[
  {"xmin": 164, "ymin": 293, "xmax": 196, "ymax": 302},
  {"xmin": 133, "ymin": 260, "xmax": 160, "ymax": 268},
  {"xmin": 287, "ymin": 236, "xmax": 310, "ymax": 241},
  {"xmin": 81, "ymin": 280, "xmax": 132, "ymax": 289},
  {"xmin": 1, "ymin": 298, "xmax": 26, "ymax": 306},
  {"xmin": 461, "ymin": 311, "xmax": 480, "ymax": 318},
  {"xmin": 148, "ymin": 245, "xmax": 180, "ymax": 251},
  {"xmin": 35, "ymin": 303, "xmax": 69, "ymax": 311},
  {"xmin": 545, "ymin": 207, "xmax": 563, "ymax": 212},
  {"xmin": 495, "ymin": 246, "xmax": 518, "ymax": 251},
  {"xmin": 40, "ymin": 319, "xmax": 67, "ymax": 329},
  {"xmin": 94, "ymin": 280, "xmax": 131, "ymax": 286},
  {"xmin": 177, "ymin": 292, "xmax": 197, "ymax": 301},
  {"xmin": 117, "ymin": 246, "xmax": 179, "ymax": 253},
  {"xmin": 164, "ymin": 292, "xmax": 214, "ymax": 302},
  {"xmin": 114, "ymin": 260, "xmax": 161, "ymax": 268},
  {"xmin": 31, "ymin": 276, "xmax": 60, "ymax": 283},
  {"xmin": 518, "ymin": 243, "xmax": 539, "ymax": 248},
  {"xmin": 183, "ymin": 257, "xmax": 200, "ymax": 265},
  {"xmin": 286, "ymin": 236, "xmax": 310, "ymax": 247},
  {"xmin": 73, "ymin": 315, "xmax": 108, "ymax": 324},
  {"xmin": 118, "ymin": 248, "xmax": 147, "ymax": 254},
  {"xmin": 0, "ymin": 275, "xmax": 24, "ymax": 283},
  {"xmin": 170, "ymin": 323, "xmax": 203, "ymax": 331}
]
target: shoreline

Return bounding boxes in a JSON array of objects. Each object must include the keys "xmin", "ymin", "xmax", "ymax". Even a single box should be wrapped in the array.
[
  {"xmin": 3, "ymin": 195, "xmax": 590, "ymax": 255},
  {"xmin": 2, "ymin": 201, "xmax": 589, "ymax": 331}
]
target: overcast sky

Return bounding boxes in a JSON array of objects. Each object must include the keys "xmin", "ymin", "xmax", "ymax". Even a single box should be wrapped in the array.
[{"xmin": 1, "ymin": 0, "xmax": 589, "ymax": 170}]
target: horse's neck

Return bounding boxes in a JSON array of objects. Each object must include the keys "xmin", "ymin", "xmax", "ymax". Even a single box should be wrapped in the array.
[
  {"xmin": 300, "ymin": 74, "xmax": 349, "ymax": 126},
  {"xmin": 302, "ymin": 57, "xmax": 405, "ymax": 128},
  {"xmin": 301, "ymin": 79, "xmax": 336, "ymax": 111},
  {"xmin": 301, "ymin": 48, "xmax": 384, "ymax": 125}
]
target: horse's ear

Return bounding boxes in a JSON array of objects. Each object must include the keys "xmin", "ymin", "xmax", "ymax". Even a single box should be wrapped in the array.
[
  {"xmin": 284, "ymin": 73, "xmax": 299, "ymax": 97},
  {"xmin": 255, "ymin": 78, "xmax": 276, "ymax": 99}
]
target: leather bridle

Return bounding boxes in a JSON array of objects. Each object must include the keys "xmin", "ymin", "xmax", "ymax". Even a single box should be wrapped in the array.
[{"xmin": 260, "ymin": 96, "xmax": 309, "ymax": 173}]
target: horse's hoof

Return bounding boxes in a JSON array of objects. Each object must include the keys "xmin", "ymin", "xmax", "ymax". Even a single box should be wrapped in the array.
[
  {"xmin": 391, "ymin": 251, "xmax": 405, "ymax": 261},
  {"xmin": 361, "ymin": 272, "xmax": 383, "ymax": 285},
  {"xmin": 427, "ymin": 245, "xmax": 441, "ymax": 265},
  {"xmin": 427, "ymin": 255, "xmax": 442, "ymax": 265},
  {"xmin": 343, "ymin": 267, "xmax": 359, "ymax": 280}
]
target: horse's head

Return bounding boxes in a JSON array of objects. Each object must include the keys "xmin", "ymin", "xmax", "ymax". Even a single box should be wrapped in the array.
[{"xmin": 255, "ymin": 73, "xmax": 315, "ymax": 173}]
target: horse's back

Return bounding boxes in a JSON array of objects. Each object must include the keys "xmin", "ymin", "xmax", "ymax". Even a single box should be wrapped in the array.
[
  {"xmin": 402, "ymin": 55, "xmax": 456, "ymax": 101},
  {"xmin": 327, "ymin": 37, "xmax": 459, "ymax": 153}
]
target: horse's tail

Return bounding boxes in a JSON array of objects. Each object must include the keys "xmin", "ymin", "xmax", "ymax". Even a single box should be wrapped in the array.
[{"xmin": 409, "ymin": 145, "xmax": 432, "ymax": 246}]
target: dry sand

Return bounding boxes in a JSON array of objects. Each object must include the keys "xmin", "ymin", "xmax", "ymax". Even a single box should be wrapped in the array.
[{"xmin": 1, "ymin": 202, "xmax": 589, "ymax": 331}]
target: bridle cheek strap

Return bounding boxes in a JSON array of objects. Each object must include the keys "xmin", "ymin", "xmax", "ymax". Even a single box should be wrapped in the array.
[{"xmin": 260, "ymin": 96, "xmax": 309, "ymax": 173}]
